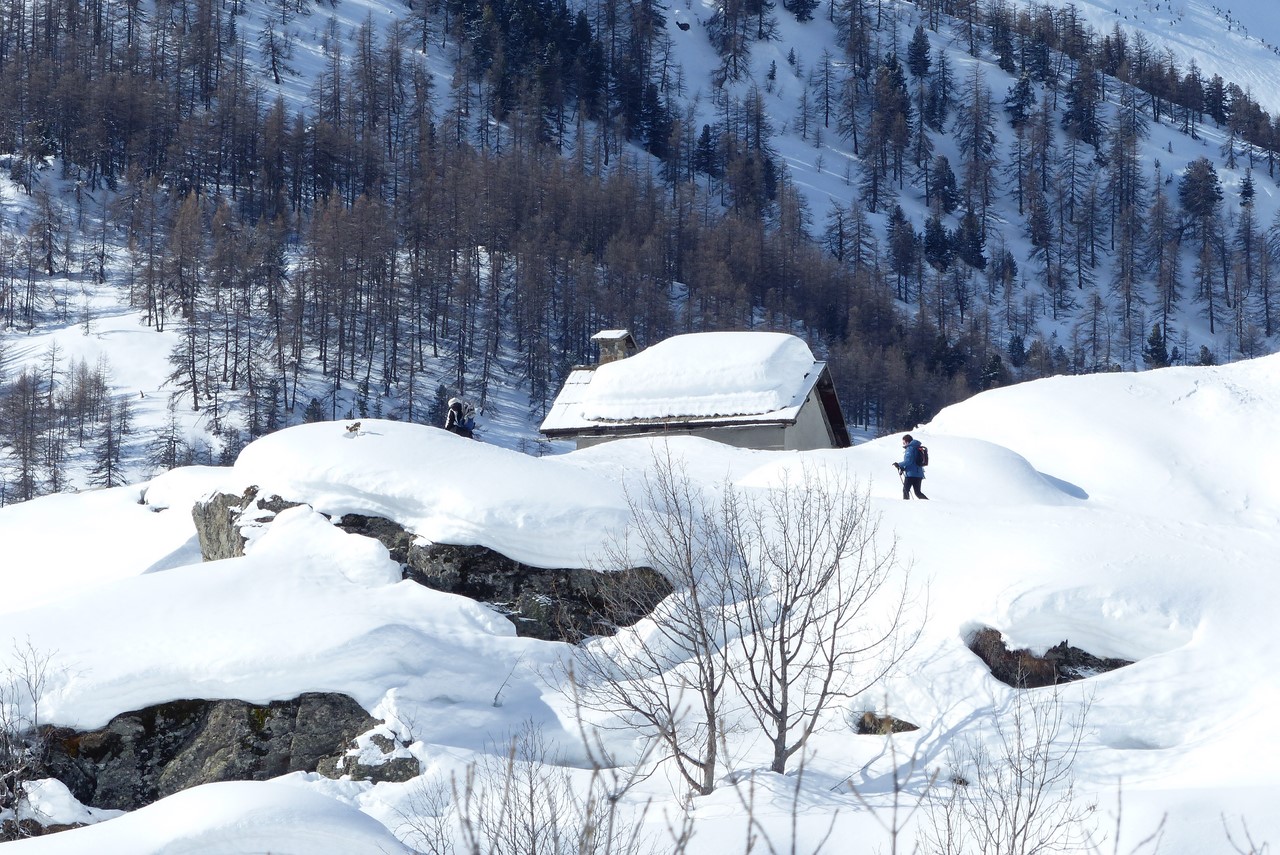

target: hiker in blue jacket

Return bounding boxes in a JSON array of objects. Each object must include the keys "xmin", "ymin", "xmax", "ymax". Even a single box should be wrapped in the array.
[{"xmin": 894, "ymin": 434, "xmax": 928, "ymax": 500}]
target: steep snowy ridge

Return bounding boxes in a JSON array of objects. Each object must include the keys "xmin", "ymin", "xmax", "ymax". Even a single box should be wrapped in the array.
[{"xmin": 1012, "ymin": 0, "xmax": 1280, "ymax": 111}]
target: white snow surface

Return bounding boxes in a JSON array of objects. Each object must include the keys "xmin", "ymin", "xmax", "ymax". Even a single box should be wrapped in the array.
[
  {"xmin": 3, "ymin": 781, "xmax": 411, "ymax": 854},
  {"xmin": 228, "ymin": 420, "xmax": 635, "ymax": 568},
  {"xmin": 1, "ymin": 354, "xmax": 1278, "ymax": 852},
  {"xmin": 575, "ymin": 331, "xmax": 820, "ymax": 422},
  {"xmin": 2, "ymin": 0, "xmax": 1279, "ymax": 845},
  {"xmin": 1009, "ymin": 0, "xmax": 1280, "ymax": 113}
]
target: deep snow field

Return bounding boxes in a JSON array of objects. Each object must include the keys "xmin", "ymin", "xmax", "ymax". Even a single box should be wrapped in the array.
[{"xmin": 1, "ymin": 353, "xmax": 1277, "ymax": 853}]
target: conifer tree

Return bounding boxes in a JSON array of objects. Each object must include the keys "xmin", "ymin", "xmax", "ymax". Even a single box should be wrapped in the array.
[
  {"xmin": 88, "ymin": 403, "xmax": 123, "ymax": 488},
  {"xmin": 907, "ymin": 25, "xmax": 931, "ymax": 79},
  {"xmin": 925, "ymin": 48, "xmax": 952, "ymax": 130},
  {"xmin": 1180, "ymin": 157, "xmax": 1225, "ymax": 333},
  {"xmin": 1261, "ymin": 209, "xmax": 1280, "ymax": 337},
  {"xmin": 0, "ymin": 369, "xmax": 45, "ymax": 502},
  {"xmin": 822, "ymin": 200, "xmax": 850, "ymax": 263},
  {"xmin": 931, "ymin": 155, "xmax": 958, "ymax": 215},
  {"xmin": 1143, "ymin": 323, "xmax": 1170, "ymax": 367},
  {"xmin": 953, "ymin": 208, "xmax": 986, "ymax": 271},
  {"xmin": 836, "ymin": 67, "xmax": 865, "ymax": 156},
  {"xmin": 923, "ymin": 214, "xmax": 951, "ymax": 272},
  {"xmin": 1004, "ymin": 74, "xmax": 1035, "ymax": 130},
  {"xmin": 953, "ymin": 63, "xmax": 998, "ymax": 229},
  {"xmin": 1062, "ymin": 58, "xmax": 1103, "ymax": 148},
  {"xmin": 1145, "ymin": 165, "xmax": 1181, "ymax": 332},
  {"xmin": 148, "ymin": 412, "xmax": 189, "ymax": 473},
  {"xmin": 783, "ymin": 0, "xmax": 819, "ymax": 22},
  {"xmin": 886, "ymin": 204, "xmax": 917, "ymax": 300}
]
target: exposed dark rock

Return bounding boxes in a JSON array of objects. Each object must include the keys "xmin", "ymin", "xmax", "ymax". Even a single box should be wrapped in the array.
[
  {"xmin": 191, "ymin": 487, "xmax": 301, "ymax": 561},
  {"xmin": 317, "ymin": 732, "xmax": 420, "ymax": 783},
  {"xmin": 1042, "ymin": 639, "xmax": 1135, "ymax": 682},
  {"xmin": 405, "ymin": 541, "xmax": 673, "ymax": 642},
  {"xmin": 1, "ymin": 819, "xmax": 83, "ymax": 842},
  {"xmin": 969, "ymin": 627, "xmax": 1057, "ymax": 688},
  {"xmin": 193, "ymin": 491, "xmax": 674, "ymax": 643},
  {"xmin": 190, "ymin": 489, "xmax": 253, "ymax": 560},
  {"xmin": 41, "ymin": 693, "xmax": 376, "ymax": 811},
  {"xmin": 968, "ymin": 626, "xmax": 1134, "ymax": 688},
  {"xmin": 336, "ymin": 514, "xmax": 417, "ymax": 564},
  {"xmin": 855, "ymin": 711, "xmax": 919, "ymax": 735}
]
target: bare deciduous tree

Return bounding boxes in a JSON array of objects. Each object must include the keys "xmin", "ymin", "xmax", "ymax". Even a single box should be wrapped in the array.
[
  {"xmin": 722, "ymin": 465, "xmax": 917, "ymax": 775},
  {"xmin": 570, "ymin": 447, "xmax": 737, "ymax": 797},
  {"xmin": 572, "ymin": 449, "xmax": 917, "ymax": 796}
]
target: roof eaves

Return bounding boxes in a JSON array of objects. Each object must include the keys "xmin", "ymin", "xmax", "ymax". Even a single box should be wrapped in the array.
[{"xmin": 540, "ymin": 415, "xmax": 796, "ymax": 439}]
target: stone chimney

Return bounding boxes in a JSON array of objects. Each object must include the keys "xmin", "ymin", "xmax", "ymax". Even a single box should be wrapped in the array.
[{"xmin": 591, "ymin": 329, "xmax": 638, "ymax": 365}]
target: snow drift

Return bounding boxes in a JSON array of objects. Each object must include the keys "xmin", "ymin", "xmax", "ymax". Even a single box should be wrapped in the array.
[{"xmin": 0, "ymin": 354, "xmax": 1277, "ymax": 852}]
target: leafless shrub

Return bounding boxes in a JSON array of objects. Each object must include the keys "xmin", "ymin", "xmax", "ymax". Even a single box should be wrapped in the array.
[
  {"xmin": 394, "ymin": 775, "xmax": 455, "ymax": 854},
  {"xmin": 920, "ymin": 687, "xmax": 1096, "ymax": 855},
  {"xmin": 397, "ymin": 723, "xmax": 659, "ymax": 855},
  {"xmin": 1223, "ymin": 816, "xmax": 1270, "ymax": 855},
  {"xmin": 843, "ymin": 737, "xmax": 935, "ymax": 855},
  {"xmin": 730, "ymin": 758, "xmax": 839, "ymax": 855},
  {"xmin": 0, "ymin": 640, "xmax": 56, "ymax": 836}
]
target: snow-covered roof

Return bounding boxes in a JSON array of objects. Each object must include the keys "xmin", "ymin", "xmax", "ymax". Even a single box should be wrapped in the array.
[
  {"xmin": 590, "ymin": 329, "xmax": 634, "ymax": 341},
  {"xmin": 540, "ymin": 331, "xmax": 827, "ymax": 434}
]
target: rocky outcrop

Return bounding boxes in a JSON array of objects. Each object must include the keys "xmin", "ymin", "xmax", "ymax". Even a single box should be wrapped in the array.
[
  {"xmin": 1, "ymin": 819, "xmax": 83, "ymax": 842},
  {"xmin": 968, "ymin": 627, "xmax": 1134, "ymax": 688},
  {"xmin": 191, "ymin": 487, "xmax": 300, "ymax": 560},
  {"xmin": 317, "ymin": 732, "xmax": 420, "ymax": 784},
  {"xmin": 1041, "ymin": 638, "xmax": 1136, "ymax": 682},
  {"xmin": 855, "ymin": 711, "xmax": 919, "ymax": 735},
  {"xmin": 190, "ymin": 489, "xmax": 253, "ymax": 560},
  {"xmin": 193, "ymin": 491, "xmax": 674, "ymax": 643},
  {"xmin": 404, "ymin": 542, "xmax": 671, "ymax": 642},
  {"xmin": 41, "ymin": 693, "xmax": 380, "ymax": 811},
  {"xmin": 335, "ymin": 513, "xmax": 418, "ymax": 564},
  {"xmin": 335, "ymin": 514, "xmax": 673, "ymax": 641}
]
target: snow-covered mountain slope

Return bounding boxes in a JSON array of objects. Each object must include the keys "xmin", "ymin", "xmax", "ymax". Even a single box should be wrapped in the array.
[
  {"xmin": 1, "ymin": 353, "xmax": 1276, "ymax": 852},
  {"xmin": 1019, "ymin": 0, "xmax": 1280, "ymax": 112},
  {"xmin": 6, "ymin": 781, "xmax": 413, "ymax": 854},
  {"xmin": 5, "ymin": 0, "xmax": 1280, "ymax": 497}
]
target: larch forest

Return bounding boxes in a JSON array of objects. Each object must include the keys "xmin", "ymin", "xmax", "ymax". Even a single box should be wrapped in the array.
[{"xmin": 1, "ymin": 0, "xmax": 1279, "ymax": 502}]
